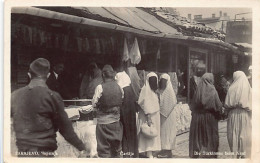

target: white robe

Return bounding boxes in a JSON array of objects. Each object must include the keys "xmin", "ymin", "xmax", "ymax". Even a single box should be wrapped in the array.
[{"xmin": 137, "ymin": 72, "xmax": 161, "ymax": 153}]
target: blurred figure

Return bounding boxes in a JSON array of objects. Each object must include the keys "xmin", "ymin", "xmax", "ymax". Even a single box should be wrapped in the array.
[
  {"xmin": 11, "ymin": 58, "xmax": 87, "ymax": 157},
  {"xmin": 138, "ymin": 72, "xmax": 161, "ymax": 158},
  {"xmin": 79, "ymin": 63, "xmax": 103, "ymax": 99},
  {"xmin": 189, "ymin": 73, "xmax": 222, "ymax": 158},
  {"xmin": 115, "ymin": 71, "xmax": 139, "ymax": 158},
  {"xmin": 190, "ymin": 75, "xmax": 201, "ymax": 100},
  {"xmin": 177, "ymin": 69, "xmax": 185, "ymax": 96},
  {"xmin": 214, "ymin": 73, "xmax": 230, "ymax": 103},
  {"xmin": 92, "ymin": 65, "xmax": 123, "ymax": 158},
  {"xmin": 158, "ymin": 73, "xmax": 177, "ymax": 158},
  {"xmin": 126, "ymin": 66, "xmax": 141, "ymax": 100},
  {"xmin": 46, "ymin": 61, "xmax": 65, "ymax": 97},
  {"xmin": 224, "ymin": 71, "xmax": 252, "ymax": 158}
]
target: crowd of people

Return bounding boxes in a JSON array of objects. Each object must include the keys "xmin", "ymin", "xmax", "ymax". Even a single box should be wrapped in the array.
[{"xmin": 11, "ymin": 58, "xmax": 252, "ymax": 159}]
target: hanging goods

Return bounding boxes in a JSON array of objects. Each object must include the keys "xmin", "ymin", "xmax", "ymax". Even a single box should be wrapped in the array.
[
  {"xmin": 129, "ymin": 38, "xmax": 141, "ymax": 64},
  {"xmin": 122, "ymin": 37, "xmax": 129, "ymax": 61}
]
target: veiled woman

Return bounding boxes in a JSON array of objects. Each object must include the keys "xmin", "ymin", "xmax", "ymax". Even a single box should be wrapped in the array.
[
  {"xmin": 158, "ymin": 73, "xmax": 178, "ymax": 157},
  {"xmin": 225, "ymin": 71, "xmax": 252, "ymax": 158},
  {"xmin": 189, "ymin": 73, "xmax": 222, "ymax": 158},
  {"xmin": 137, "ymin": 72, "xmax": 161, "ymax": 158}
]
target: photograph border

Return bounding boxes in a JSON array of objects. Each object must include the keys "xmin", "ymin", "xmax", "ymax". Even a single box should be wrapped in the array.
[{"xmin": 4, "ymin": 0, "xmax": 260, "ymax": 163}]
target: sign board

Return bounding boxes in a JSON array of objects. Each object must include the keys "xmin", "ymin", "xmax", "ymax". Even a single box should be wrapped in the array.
[{"xmin": 226, "ymin": 21, "xmax": 252, "ymax": 43}]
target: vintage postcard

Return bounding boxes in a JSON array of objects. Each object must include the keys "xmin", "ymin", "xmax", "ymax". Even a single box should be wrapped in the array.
[{"xmin": 3, "ymin": 0, "xmax": 260, "ymax": 163}]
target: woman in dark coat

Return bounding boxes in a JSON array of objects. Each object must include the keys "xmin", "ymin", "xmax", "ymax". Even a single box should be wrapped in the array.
[
  {"xmin": 189, "ymin": 73, "xmax": 223, "ymax": 158},
  {"xmin": 115, "ymin": 71, "xmax": 139, "ymax": 158}
]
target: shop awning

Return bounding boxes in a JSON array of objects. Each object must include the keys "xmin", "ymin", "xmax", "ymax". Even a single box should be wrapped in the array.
[
  {"xmin": 74, "ymin": 7, "xmax": 179, "ymax": 35},
  {"xmin": 11, "ymin": 7, "xmax": 243, "ymax": 54}
]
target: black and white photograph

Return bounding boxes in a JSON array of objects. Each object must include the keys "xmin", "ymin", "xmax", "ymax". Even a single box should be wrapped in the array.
[{"xmin": 4, "ymin": 0, "xmax": 260, "ymax": 162}]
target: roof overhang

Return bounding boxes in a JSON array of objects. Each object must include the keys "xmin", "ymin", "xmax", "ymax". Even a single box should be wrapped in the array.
[{"xmin": 11, "ymin": 7, "xmax": 244, "ymax": 55}]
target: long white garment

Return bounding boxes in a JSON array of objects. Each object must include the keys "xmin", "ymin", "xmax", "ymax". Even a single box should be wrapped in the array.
[
  {"xmin": 159, "ymin": 73, "xmax": 177, "ymax": 150},
  {"xmin": 138, "ymin": 72, "xmax": 161, "ymax": 153},
  {"xmin": 225, "ymin": 71, "xmax": 252, "ymax": 110},
  {"xmin": 225, "ymin": 71, "xmax": 252, "ymax": 158}
]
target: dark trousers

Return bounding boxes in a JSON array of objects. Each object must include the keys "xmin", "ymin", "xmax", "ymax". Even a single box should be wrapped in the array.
[
  {"xmin": 96, "ymin": 121, "xmax": 123, "ymax": 158},
  {"xmin": 17, "ymin": 145, "xmax": 56, "ymax": 157}
]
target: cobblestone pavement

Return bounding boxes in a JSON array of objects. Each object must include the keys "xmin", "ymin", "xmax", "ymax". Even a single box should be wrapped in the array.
[{"xmin": 171, "ymin": 120, "xmax": 233, "ymax": 159}]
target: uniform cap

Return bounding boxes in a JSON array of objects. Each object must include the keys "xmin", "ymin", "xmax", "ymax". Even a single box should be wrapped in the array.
[{"xmin": 29, "ymin": 58, "xmax": 50, "ymax": 77}]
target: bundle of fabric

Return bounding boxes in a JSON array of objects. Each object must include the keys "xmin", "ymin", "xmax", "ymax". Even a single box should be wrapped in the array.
[
  {"xmin": 180, "ymin": 104, "xmax": 192, "ymax": 129},
  {"xmin": 173, "ymin": 103, "xmax": 192, "ymax": 132},
  {"xmin": 64, "ymin": 107, "xmax": 80, "ymax": 121},
  {"xmin": 56, "ymin": 121, "xmax": 97, "ymax": 157}
]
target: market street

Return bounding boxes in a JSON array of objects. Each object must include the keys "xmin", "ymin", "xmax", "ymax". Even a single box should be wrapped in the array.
[{"xmin": 8, "ymin": 6, "xmax": 253, "ymax": 160}]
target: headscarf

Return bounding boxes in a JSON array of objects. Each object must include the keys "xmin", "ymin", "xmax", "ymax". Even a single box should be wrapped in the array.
[
  {"xmin": 192, "ymin": 73, "xmax": 222, "ymax": 112},
  {"xmin": 115, "ymin": 71, "xmax": 131, "ymax": 89},
  {"xmin": 138, "ymin": 72, "xmax": 160, "ymax": 114},
  {"xmin": 225, "ymin": 71, "xmax": 252, "ymax": 110},
  {"xmin": 159, "ymin": 73, "xmax": 177, "ymax": 118}
]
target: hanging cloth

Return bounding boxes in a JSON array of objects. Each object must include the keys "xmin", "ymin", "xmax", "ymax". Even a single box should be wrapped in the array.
[
  {"xmin": 32, "ymin": 27, "xmax": 38, "ymax": 46},
  {"xmin": 100, "ymin": 38, "xmax": 106, "ymax": 54},
  {"xmin": 76, "ymin": 37, "xmax": 83, "ymax": 52},
  {"xmin": 39, "ymin": 30, "xmax": 45, "ymax": 45},
  {"xmin": 129, "ymin": 38, "xmax": 141, "ymax": 65},
  {"xmin": 110, "ymin": 37, "xmax": 115, "ymax": 53},
  {"xmin": 156, "ymin": 47, "xmax": 161, "ymax": 60},
  {"xmin": 85, "ymin": 38, "xmax": 90, "ymax": 52},
  {"xmin": 28, "ymin": 26, "xmax": 33, "ymax": 44},
  {"xmin": 140, "ymin": 39, "xmax": 147, "ymax": 55},
  {"xmin": 55, "ymin": 35, "xmax": 59, "ymax": 49},
  {"xmin": 94, "ymin": 39, "xmax": 101, "ymax": 54},
  {"xmin": 122, "ymin": 38, "xmax": 129, "ymax": 61}
]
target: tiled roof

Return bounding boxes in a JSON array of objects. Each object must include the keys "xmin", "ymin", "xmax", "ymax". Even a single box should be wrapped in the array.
[{"xmin": 139, "ymin": 7, "xmax": 225, "ymax": 41}]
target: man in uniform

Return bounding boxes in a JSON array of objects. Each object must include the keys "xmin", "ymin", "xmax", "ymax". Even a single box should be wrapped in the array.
[
  {"xmin": 11, "ymin": 58, "xmax": 87, "ymax": 157},
  {"xmin": 92, "ymin": 65, "xmax": 123, "ymax": 158}
]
